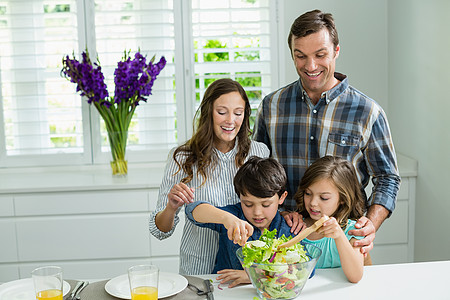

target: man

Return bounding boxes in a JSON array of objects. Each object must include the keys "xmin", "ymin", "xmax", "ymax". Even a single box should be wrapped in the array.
[{"xmin": 253, "ymin": 9, "xmax": 401, "ymax": 254}]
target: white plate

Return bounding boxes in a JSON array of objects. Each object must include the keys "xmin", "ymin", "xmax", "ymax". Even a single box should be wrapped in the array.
[
  {"xmin": 0, "ymin": 278, "xmax": 70, "ymax": 300},
  {"xmin": 105, "ymin": 272, "xmax": 188, "ymax": 299}
]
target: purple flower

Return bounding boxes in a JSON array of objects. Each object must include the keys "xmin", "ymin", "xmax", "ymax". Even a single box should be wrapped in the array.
[
  {"xmin": 61, "ymin": 50, "xmax": 166, "ymax": 162},
  {"xmin": 61, "ymin": 51, "xmax": 109, "ymax": 105},
  {"xmin": 114, "ymin": 53, "xmax": 166, "ymax": 105}
]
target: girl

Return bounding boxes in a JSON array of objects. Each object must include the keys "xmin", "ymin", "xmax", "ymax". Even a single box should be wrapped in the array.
[
  {"xmin": 294, "ymin": 156, "xmax": 366, "ymax": 283},
  {"xmin": 149, "ymin": 78, "xmax": 270, "ymax": 275}
]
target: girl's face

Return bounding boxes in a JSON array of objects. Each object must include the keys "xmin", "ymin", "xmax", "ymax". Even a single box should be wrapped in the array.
[
  {"xmin": 304, "ymin": 178, "xmax": 341, "ymax": 221},
  {"xmin": 212, "ymin": 91, "xmax": 245, "ymax": 153}
]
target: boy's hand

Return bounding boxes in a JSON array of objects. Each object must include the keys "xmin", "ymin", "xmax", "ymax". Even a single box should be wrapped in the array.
[
  {"xmin": 281, "ymin": 211, "xmax": 306, "ymax": 234},
  {"xmin": 216, "ymin": 269, "xmax": 251, "ymax": 288},
  {"xmin": 225, "ymin": 217, "xmax": 253, "ymax": 246},
  {"xmin": 167, "ymin": 182, "xmax": 194, "ymax": 210}
]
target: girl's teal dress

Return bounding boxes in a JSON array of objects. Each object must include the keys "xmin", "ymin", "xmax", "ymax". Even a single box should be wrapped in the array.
[{"xmin": 304, "ymin": 219, "xmax": 363, "ymax": 268}]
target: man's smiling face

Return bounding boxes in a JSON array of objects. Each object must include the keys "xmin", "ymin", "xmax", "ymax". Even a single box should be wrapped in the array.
[{"xmin": 291, "ymin": 28, "xmax": 340, "ymax": 102}]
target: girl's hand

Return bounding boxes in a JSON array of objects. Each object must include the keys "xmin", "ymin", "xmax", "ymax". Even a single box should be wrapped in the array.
[
  {"xmin": 216, "ymin": 269, "xmax": 251, "ymax": 288},
  {"xmin": 224, "ymin": 217, "xmax": 253, "ymax": 246},
  {"xmin": 316, "ymin": 217, "xmax": 344, "ymax": 240},
  {"xmin": 167, "ymin": 182, "xmax": 194, "ymax": 210}
]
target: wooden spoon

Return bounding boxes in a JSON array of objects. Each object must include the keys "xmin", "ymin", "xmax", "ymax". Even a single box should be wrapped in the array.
[{"xmin": 278, "ymin": 215, "xmax": 329, "ymax": 249}]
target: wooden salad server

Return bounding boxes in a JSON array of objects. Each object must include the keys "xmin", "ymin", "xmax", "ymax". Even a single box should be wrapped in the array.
[{"xmin": 278, "ymin": 215, "xmax": 330, "ymax": 249}]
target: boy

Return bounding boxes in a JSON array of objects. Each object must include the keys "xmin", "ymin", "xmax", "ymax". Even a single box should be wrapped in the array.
[{"xmin": 185, "ymin": 156, "xmax": 293, "ymax": 287}]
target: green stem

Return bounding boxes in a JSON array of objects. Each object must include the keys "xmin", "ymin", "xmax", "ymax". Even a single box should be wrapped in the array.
[{"xmin": 94, "ymin": 98, "xmax": 130, "ymax": 162}]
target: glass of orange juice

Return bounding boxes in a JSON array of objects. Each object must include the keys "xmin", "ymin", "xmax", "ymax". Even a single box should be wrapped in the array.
[
  {"xmin": 31, "ymin": 266, "xmax": 63, "ymax": 300},
  {"xmin": 128, "ymin": 265, "xmax": 159, "ymax": 300}
]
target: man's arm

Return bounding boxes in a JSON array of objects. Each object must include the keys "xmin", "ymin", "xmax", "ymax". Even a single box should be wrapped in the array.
[
  {"xmin": 348, "ymin": 107, "xmax": 401, "ymax": 253},
  {"xmin": 366, "ymin": 203, "xmax": 390, "ymax": 231},
  {"xmin": 349, "ymin": 204, "xmax": 389, "ymax": 253}
]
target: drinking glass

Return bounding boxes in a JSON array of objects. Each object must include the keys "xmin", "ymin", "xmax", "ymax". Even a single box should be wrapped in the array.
[
  {"xmin": 128, "ymin": 265, "xmax": 159, "ymax": 300},
  {"xmin": 31, "ymin": 266, "xmax": 63, "ymax": 300}
]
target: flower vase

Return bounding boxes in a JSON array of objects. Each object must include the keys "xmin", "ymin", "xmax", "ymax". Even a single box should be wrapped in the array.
[
  {"xmin": 110, "ymin": 159, "xmax": 128, "ymax": 176},
  {"xmin": 107, "ymin": 130, "xmax": 128, "ymax": 176}
]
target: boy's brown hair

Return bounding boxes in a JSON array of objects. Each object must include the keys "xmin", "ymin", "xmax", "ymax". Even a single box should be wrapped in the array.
[{"xmin": 234, "ymin": 156, "xmax": 287, "ymax": 198}]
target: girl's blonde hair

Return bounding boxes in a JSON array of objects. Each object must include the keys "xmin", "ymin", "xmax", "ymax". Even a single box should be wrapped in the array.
[{"xmin": 294, "ymin": 156, "xmax": 365, "ymax": 228}]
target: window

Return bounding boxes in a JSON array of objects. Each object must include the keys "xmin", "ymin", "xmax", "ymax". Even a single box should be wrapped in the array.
[
  {"xmin": 0, "ymin": 0, "xmax": 276, "ymax": 168},
  {"xmin": 192, "ymin": 0, "xmax": 272, "ymax": 127}
]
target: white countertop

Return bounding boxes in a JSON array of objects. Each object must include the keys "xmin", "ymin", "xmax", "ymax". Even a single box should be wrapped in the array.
[
  {"xmin": 3, "ymin": 260, "xmax": 443, "ymax": 299},
  {"xmin": 0, "ymin": 153, "xmax": 417, "ymax": 194},
  {"xmin": 0, "ymin": 162, "xmax": 166, "ymax": 194},
  {"xmin": 202, "ymin": 260, "xmax": 448, "ymax": 299}
]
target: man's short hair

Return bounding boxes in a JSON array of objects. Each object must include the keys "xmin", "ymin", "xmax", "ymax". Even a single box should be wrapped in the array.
[{"xmin": 288, "ymin": 9, "xmax": 339, "ymax": 53}]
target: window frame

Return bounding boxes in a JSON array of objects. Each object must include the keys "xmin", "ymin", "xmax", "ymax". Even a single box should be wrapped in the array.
[{"xmin": 0, "ymin": 0, "xmax": 281, "ymax": 169}]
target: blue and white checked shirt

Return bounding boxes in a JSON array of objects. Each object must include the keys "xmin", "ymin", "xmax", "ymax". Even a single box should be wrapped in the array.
[
  {"xmin": 149, "ymin": 140, "xmax": 269, "ymax": 275},
  {"xmin": 254, "ymin": 73, "xmax": 401, "ymax": 214}
]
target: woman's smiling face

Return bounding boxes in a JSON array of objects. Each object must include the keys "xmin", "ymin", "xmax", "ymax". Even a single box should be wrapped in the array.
[{"xmin": 212, "ymin": 91, "xmax": 245, "ymax": 153}]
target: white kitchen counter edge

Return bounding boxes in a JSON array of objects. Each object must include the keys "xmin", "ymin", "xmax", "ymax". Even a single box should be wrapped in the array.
[{"xmin": 0, "ymin": 153, "xmax": 416, "ymax": 194}]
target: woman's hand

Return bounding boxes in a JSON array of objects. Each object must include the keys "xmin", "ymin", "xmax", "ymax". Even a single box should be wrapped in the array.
[
  {"xmin": 216, "ymin": 269, "xmax": 251, "ymax": 288},
  {"xmin": 280, "ymin": 211, "xmax": 306, "ymax": 234},
  {"xmin": 224, "ymin": 217, "xmax": 253, "ymax": 246},
  {"xmin": 167, "ymin": 182, "xmax": 194, "ymax": 211}
]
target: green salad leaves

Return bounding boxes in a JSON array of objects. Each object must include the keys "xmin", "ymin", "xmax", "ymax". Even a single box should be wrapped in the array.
[
  {"xmin": 240, "ymin": 229, "xmax": 311, "ymax": 299},
  {"xmin": 242, "ymin": 228, "xmax": 309, "ymax": 268}
]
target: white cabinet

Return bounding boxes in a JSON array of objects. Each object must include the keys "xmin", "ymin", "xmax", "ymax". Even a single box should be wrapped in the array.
[
  {"xmin": 369, "ymin": 154, "xmax": 417, "ymax": 264},
  {"xmin": 0, "ymin": 165, "xmax": 183, "ymax": 282},
  {"xmin": 0, "ymin": 155, "xmax": 417, "ymax": 281}
]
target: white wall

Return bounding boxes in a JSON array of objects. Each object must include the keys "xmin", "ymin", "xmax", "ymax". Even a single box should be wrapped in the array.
[
  {"xmin": 279, "ymin": 0, "xmax": 450, "ymax": 262},
  {"xmin": 388, "ymin": 0, "xmax": 450, "ymax": 262}
]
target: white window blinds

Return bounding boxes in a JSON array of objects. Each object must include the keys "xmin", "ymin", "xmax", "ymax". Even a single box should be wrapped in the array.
[
  {"xmin": 0, "ymin": 0, "xmax": 275, "ymax": 168},
  {"xmin": 0, "ymin": 0, "xmax": 85, "ymax": 167},
  {"xmin": 192, "ymin": 0, "xmax": 272, "ymax": 123},
  {"xmin": 91, "ymin": 0, "xmax": 177, "ymax": 164}
]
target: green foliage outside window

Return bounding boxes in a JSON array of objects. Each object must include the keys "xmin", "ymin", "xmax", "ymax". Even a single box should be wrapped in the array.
[
  {"xmin": 196, "ymin": 38, "xmax": 263, "ymax": 129},
  {"xmin": 43, "ymin": 4, "xmax": 70, "ymax": 13},
  {"xmin": 203, "ymin": 40, "xmax": 229, "ymax": 62}
]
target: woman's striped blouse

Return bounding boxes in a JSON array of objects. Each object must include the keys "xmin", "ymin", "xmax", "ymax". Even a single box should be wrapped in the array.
[{"xmin": 149, "ymin": 140, "xmax": 269, "ymax": 275}]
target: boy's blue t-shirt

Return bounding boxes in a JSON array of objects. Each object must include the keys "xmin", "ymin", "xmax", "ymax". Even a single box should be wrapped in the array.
[{"xmin": 185, "ymin": 201, "xmax": 294, "ymax": 273}]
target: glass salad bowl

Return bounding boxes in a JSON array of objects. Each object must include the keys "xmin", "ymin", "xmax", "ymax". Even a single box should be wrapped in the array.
[{"xmin": 236, "ymin": 242, "xmax": 322, "ymax": 300}]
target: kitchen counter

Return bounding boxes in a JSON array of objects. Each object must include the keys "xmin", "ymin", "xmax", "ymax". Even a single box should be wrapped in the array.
[
  {"xmin": 0, "ymin": 153, "xmax": 416, "ymax": 194},
  {"xmin": 3, "ymin": 260, "xmax": 444, "ymax": 299},
  {"xmin": 202, "ymin": 260, "xmax": 448, "ymax": 299},
  {"xmin": 0, "ymin": 162, "xmax": 166, "ymax": 194}
]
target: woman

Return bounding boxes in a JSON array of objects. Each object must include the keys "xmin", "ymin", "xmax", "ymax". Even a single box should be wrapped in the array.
[{"xmin": 149, "ymin": 78, "xmax": 269, "ymax": 275}]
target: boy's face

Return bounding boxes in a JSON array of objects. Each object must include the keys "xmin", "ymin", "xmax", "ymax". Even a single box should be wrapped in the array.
[{"xmin": 240, "ymin": 191, "xmax": 287, "ymax": 231}]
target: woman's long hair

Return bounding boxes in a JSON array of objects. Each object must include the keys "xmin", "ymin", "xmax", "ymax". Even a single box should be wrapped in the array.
[
  {"xmin": 173, "ymin": 78, "xmax": 252, "ymax": 185},
  {"xmin": 294, "ymin": 156, "xmax": 365, "ymax": 229}
]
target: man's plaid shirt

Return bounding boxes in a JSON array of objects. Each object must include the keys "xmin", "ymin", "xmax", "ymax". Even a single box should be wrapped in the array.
[{"xmin": 254, "ymin": 73, "xmax": 401, "ymax": 214}]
